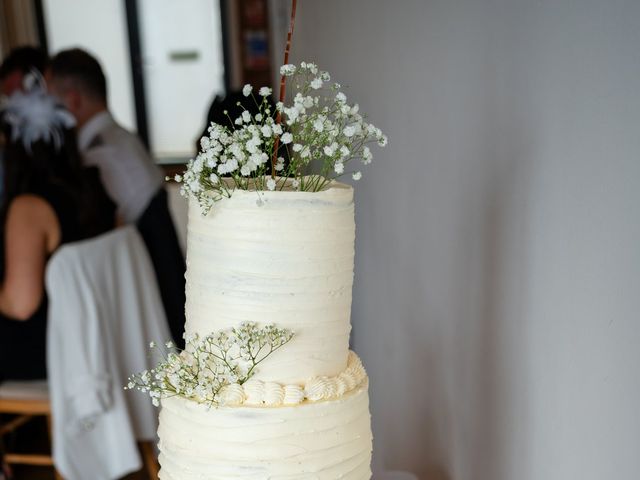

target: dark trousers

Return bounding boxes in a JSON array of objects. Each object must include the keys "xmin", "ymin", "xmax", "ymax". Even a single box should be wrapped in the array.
[{"xmin": 136, "ymin": 188, "xmax": 186, "ymax": 348}]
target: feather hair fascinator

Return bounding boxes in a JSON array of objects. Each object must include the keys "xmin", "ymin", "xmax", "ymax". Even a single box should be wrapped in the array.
[{"xmin": 0, "ymin": 70, "xmax": 76, "ymax": 153}]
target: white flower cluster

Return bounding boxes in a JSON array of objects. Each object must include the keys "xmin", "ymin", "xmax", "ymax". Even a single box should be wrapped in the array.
[
  {"xmin": 125, "ymin": 323, "xmax": 294, "ymax": 407},
  {"xmin": 175, "ymin": 61, "xmax": 387, "ymax": 211}
]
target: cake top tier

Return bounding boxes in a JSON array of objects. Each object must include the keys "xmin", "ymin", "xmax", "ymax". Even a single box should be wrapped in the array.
[{"xmin": 184, "ymin": 180, "xmax": 356, "ymax": 385}]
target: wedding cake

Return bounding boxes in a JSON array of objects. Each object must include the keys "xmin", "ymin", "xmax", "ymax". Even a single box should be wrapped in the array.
[
  {"xmin": 156, "ymin": 182, "xmax": 373, "ymax": 479},
  {"xmin": 127, "ymin": 59, "xmax": 386, "ymax": 479}
]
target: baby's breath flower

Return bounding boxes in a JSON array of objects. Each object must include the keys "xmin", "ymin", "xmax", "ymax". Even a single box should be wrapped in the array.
[
  {"xmin": 281, "ymin": 132, "xmax": 293, "ymax": 144},
  {"xmin": 266, "ymin": 178, "xmax": 276, "ymax": 191},
  {"xmin": 128, "ymin": 323, "xmax": 294, "ymax": 407},
  {"xmin": 259, "ymin": 86, "xmax": 272, "ymax": 97},
  {"xmin": 352, "ymin": 171, "xmax": 362, "ymax": 181},
  {"xmin": 284, "ymin": 107, "xmax": 300, "ymax": 125},
  {"xmin": 310, "ymin": 77, "xmax": 323, "ymax": 89},
  {"xmin": 313, "ymin": 117, "xmax": 324, "ymax": 132},
  {"xmin": 149, "ymin": 341, "xmax": 156, "ymax": 348},
  {"xmin": 280, "ymin": 64, "xmax": 296, "ymax": 76},
  {"xmin": 324, "ymin": 143, "xmax": 338, "ymax": 156},
  {"xmin": 334, "ymin": 162, "xmax": 344, "ymax": 174},
  {"xmin": 362, "ymin": 146, "xmax": 372, "ymax": 165},
  {"xmin": 242, "ymin": 84, "xmax": 252, "ymax": 96},
  {"xmin": 260, "ymin": 125, "xmax": 272, "ymax": 137}
]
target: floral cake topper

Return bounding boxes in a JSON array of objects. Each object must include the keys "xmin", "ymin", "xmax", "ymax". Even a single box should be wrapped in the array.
[{"xmin": 173, "ymin": 1, "xmax": 386, "ymax": 211}]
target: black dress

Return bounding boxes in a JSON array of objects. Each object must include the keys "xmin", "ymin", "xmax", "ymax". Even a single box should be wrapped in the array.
[
  {"xmin": 0, "ymin": 172, "xmax": 115, "ymax": 381},
  {"xmin": 136, "ymin": 188, "xmax": 186, "ymax": 348}
]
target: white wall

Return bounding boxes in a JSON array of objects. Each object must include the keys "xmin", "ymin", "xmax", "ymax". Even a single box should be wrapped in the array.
[
  {"xmin": 278, "ymin": 1, "xmax": 640, "ymax": 479},
  {"xmin": 42, "ymin": 0, "xmax": 136, "ymax": 130}
]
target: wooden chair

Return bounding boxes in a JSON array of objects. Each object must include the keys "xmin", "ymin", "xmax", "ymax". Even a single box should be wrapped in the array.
[
  {"xmin": 0, "ymin": 381, "xmax": 160, "ymax": 480},
  {"xmin": 0, "ymin": 380, "xmax": 62, "ymax": 480}
]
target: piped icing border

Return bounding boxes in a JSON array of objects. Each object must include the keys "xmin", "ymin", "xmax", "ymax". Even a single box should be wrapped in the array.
[{"xmin": 216, "ymin": 350, "xmax": 367, "ymax": 407}]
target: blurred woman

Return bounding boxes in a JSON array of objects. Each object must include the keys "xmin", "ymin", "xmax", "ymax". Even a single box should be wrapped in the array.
[{"xmin": 0, "ymin": 74, "xmax": 116, "ymax": 381}]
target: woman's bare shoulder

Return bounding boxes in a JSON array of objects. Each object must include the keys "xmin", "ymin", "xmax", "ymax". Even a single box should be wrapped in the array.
[
  {"xmin": 6, "ymin": 194, "xmax": 60, "ymax": 251},
  {"xmin": 7, "ymin": 193, "xmax": 53, "ymax": 215}
]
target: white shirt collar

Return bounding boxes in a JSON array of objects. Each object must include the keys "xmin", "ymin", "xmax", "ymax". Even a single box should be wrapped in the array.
[{"xmin": 78, "ymin": 110, "xmax": 114, "ymax": 152}]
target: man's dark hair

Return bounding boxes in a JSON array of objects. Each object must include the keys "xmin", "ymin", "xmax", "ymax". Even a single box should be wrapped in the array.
[
  {"xmin": 0, "ymin": 46, "xmax": 48, "ymax": 80},
  {"xmin": 50, "ymin": 48, "xmax": 107, "ymax": 101}
]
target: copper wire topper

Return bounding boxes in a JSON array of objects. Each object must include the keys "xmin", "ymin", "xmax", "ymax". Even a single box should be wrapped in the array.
[{"xmin": 271, "ymin": 0, "xmax": 298, "ymax": 177}]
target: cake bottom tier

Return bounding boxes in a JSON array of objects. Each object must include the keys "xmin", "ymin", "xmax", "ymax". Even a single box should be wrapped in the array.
[{"xmin": 157, "ymin": 384, "xmax": 372, "ymax": 480}]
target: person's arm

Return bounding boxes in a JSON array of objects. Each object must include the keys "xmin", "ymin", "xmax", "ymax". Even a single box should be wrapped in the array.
[{"xmin": 0, "ymin": 195, "xmax": 60, "ymax": 320}]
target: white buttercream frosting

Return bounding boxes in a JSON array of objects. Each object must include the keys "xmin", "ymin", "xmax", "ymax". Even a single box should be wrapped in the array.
[
  {"xmin": 184, "ymin": 182, "xmax": 355, "ymax": 384},
  {"xmin": 242, "ymin": 380, "xmax": 264, "ymax": 405},
  {"xmin": 263, "ymin": 382, "xmax": 285, "ymax": 406},
  {"xmin": 305, "ymin": 376, "xmax": 334, "ymax": 402},
  {"xmin": 282, "ymin": 384, "xmax": 305, "ymax": 405},
  {"xmin": 158, "ymin": 384, "xmax": 372, "ymax": 480},
  {"xmin": 206, "ymin": 351, "xmax": 368, "ymax": 407},
  {"xmin": 217, "ymin": 383, "xmax": 245, "ymax": 406},
  {"xmin": 304, "ymin": 350, "xmax": 367, "ymax": 402}
]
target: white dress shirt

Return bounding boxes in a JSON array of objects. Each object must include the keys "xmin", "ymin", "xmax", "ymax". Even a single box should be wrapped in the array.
[{"xmin": 78, "ymin": 111, "xmax": 163, "ymax": 223}]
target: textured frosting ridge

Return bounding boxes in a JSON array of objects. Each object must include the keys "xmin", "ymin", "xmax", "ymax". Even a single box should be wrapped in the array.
[{"xmin": 158, "ymin": 385, "xmax": 372, "ymax": 480}]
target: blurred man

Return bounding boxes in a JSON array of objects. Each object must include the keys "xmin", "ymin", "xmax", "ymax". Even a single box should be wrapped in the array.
[
  {"xmin": 48, "ymin": 49, "xmax": 162, "ymax": 223},
  {"xmin": 49, "ymin": 48, "xmax": 186, "ymax": 346}
]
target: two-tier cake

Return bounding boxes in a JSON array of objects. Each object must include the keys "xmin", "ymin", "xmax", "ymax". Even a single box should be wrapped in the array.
[{"xmin": 156, "ymin": 182, "xmax": 373, "ymax": 479}]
